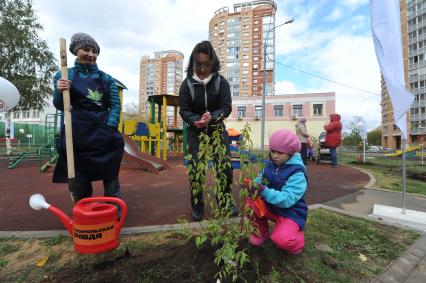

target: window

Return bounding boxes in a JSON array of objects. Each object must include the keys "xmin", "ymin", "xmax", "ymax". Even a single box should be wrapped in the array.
[
  {"xmin": 22, "ymin": 111, "xmax": 30, "ymax": 119},
  {"xmin": 255, "ymin": 105, "xmax": 263, "ymax": 118},
  {"xmin": 274, "ymin": 105, "xmax": 283, "ymax": 116},
  {"xmin": 237, "ymin": 106, "xmax": 246, "ymax": 118},
  {"xmin": 292, "ymin": 104, "xmax": 303, "ymax": 116},
  {"xmin": 313, "ymin": 104, "xmax": 323, "ymax": 116},
  {"xmin": 13, "ymin": 111, "xmax": 20, "ymax": 119}
]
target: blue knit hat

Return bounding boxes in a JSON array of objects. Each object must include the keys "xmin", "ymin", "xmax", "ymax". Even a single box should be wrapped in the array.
[{"xmin": 69, "ymin": 33, "xmax": 100, "ymax": 55}]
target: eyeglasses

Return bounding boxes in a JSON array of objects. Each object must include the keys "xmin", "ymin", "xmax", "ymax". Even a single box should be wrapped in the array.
[{"xmin": 195, "ymin": 61, "xmax": 212, "ymax": 70}]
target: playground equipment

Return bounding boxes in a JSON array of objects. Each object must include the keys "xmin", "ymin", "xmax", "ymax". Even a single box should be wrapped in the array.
[
  {"xmin": 117, "ymin": 83, "xmax": 170, "ymax": 172},
  {"xmin": 39, "ymin": 112, "xmax": 60, "ymax": 172},
  {"xmin": 120, "ymin": 120, "xmax": 162, "ymax": 158},
  {"xmin": 123, "ymin": 135, "xmax": 170, "ymax": 173},
  {"xmin": 29, "ymin": 194, "xmax": 127, "ymax": 254},
  {"xmin": 7, "ymin": 114, "xmax": 60, "ymax": 170},
  {"xmin": 148, "ymin": 94, "xmax": 183, "ymax": 160},
  {"xmin": 228, "ymin": 128, "xmax": 257, "ymax": 169},
  {"xmin": 385, "ymin": 143, "xmax": 424, "ymax": 157}
]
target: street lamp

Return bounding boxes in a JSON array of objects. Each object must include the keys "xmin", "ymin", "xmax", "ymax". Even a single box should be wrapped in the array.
[{"xmin": 260, "ymin": 18, "xmax": 294, "ymax": 156}]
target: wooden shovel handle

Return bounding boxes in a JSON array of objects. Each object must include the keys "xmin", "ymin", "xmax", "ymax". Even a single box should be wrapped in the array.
[{"xmin": 59, "ymin": 38, "xmax": 75, "ymax": 179}]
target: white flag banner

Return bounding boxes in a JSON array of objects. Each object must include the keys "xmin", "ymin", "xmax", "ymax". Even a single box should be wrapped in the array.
[{"xmin": 370, "ymin": 0, "xmax": 414, "ymax": 140}]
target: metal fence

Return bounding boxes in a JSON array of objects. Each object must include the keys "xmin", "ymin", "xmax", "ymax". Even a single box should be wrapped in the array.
[{"xmin": 0, "ymin": 122, "xmax": 56, "ymax": 146}]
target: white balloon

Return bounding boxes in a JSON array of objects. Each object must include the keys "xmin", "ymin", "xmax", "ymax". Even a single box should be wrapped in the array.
[{"xmin": 0, "ymin": 77, "xmax": 20, "ymax": 112}]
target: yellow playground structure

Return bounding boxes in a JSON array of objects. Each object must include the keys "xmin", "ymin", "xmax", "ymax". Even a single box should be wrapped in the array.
[
  {"xmin": 119, "ymin": 94, "xmax": 183, "ymax": 160},
  {"xmin": 385, "ymin": 143, "xmax": 425, "ymax": 157}
]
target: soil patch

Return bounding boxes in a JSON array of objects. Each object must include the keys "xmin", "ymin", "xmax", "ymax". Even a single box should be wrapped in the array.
[{"xmin": 409, "ymin": 173, "xmax": 426, "ymax": 182}]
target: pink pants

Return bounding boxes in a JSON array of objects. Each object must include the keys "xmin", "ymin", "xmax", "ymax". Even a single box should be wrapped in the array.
[{"xmin": 246, "ymin": 198, "xmax": 305, "ymax": 254}]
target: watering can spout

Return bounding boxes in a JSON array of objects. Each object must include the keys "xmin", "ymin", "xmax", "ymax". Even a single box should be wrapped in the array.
[{"xmin": 29, "ymin": 194, "xmax": 73, "ymax": 235}]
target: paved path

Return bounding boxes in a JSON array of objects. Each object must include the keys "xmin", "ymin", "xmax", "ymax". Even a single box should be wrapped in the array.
[{"xmin": 0, "ymin": 159, "xmax": 369, "ymax": 231}]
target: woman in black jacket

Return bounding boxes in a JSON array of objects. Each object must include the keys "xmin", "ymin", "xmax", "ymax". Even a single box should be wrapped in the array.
[{"xmin": 179, "ymin": 41, "xmax": 236, "ymax": 221}]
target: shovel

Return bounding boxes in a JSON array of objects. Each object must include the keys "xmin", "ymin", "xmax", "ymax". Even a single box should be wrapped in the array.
[{"xmin": 59, "ymin": 38, "xmax": 77, "ymax": 200}]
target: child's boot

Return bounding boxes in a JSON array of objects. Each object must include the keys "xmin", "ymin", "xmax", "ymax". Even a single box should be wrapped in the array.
[{"xmin": 249, "ymin": 230, "xmax": 270, "ymax": 246}]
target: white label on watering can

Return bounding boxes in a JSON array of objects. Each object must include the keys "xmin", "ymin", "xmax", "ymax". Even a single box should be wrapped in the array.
[{"xmin": 73, "ymin": 221, "xmax": 116, "ymax": 245}]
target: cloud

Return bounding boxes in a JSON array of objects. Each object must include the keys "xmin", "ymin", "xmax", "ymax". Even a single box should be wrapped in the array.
[
  {"xmin": 275, "ymin": 80, "xmax": 300, "ymax": 94},
  {"xmin": 306, "ymin": 34, "xmax": 381, "ymax": 129},
  {"xmin": 325, "ymin": 8, "xmax": 343, "ymax": 22},
  {"xmin": 338, "ymin": 0, "xmax": 369, "ymax": 10}
]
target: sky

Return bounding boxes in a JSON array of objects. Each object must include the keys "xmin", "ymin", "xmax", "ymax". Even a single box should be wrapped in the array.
[{"xmin": 33, "ymin": 0, "xmax": 381, "ymax": 131}]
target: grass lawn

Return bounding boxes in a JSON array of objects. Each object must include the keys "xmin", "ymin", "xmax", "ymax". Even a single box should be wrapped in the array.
[
  {"xmin": 0, "ymin": 208, "xmax": 420, "ymax": 283},
  {"xmin": 339, "ymin": 152, "xmax": 426, "ymax": 196}
]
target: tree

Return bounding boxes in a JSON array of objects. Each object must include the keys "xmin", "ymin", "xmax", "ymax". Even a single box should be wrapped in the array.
[
  {"xmin": 342, "ymin": 121, "xmax": 362, "ymax": 147},
  {"xmin": 123, "ymin": 101, "xmax": 139, "ymax": 119},
  {"xmin": 0, "ymin": 0, "xmax": 56, "ymax": 111},
  {"xmin": 367, "ymin": 127, "xmax": 382, "ymax": 146}
]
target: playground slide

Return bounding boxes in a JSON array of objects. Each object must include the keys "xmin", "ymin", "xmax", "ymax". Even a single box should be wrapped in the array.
[
  {"xmin": 385, "ymin": 143, "xmax": 424, "ymax": 157},
  {"xmin": 123, "ymin": 135, "xmax": 171, "ymax": 174}
]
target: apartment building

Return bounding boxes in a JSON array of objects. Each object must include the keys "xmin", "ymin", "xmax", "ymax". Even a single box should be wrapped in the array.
[
  {"xmin": 139, "ymin": 50, "xmax": 184, "ymax": 118},
  {"xmin": 406, "ymin": 0, "xmax": 426, "ymax": 145},
  {"xmin": 382, "ymin": 0, "xmax": 426, "ymax": 148},
  {"xmin": 209, "ymin": 0, "xmax": 277, "ymax": 97},
  {"xmin": 0, "ymin": 97, "xmax": 57, "ymax": 126},
  {"xmin": 226, "ymin": 92, "xmax": 335, "ymax": 149}
]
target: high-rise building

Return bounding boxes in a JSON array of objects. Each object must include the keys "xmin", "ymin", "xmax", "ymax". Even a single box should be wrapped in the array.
[
  {"xmin": 405, "ymin": 0, "xmax": 426, "ymax": 144},
  {"xmin": 209, "ymin": 0, "xmax": 277, "ymax": 98},
  {"xmin": 382, "ymin": 0, "xmax": 426, "ymax": 148},
  {"xmin": 139, "ymin": 50, "xmax": 184, "ymax": 118}
]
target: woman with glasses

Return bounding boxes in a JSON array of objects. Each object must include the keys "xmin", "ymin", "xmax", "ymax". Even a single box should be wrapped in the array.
[{"xmin": 179, "ymin": 41, "xmax": 237, "ymax": 221}]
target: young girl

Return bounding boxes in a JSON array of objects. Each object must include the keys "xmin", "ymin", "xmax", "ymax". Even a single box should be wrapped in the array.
[{"xmin": 246, "ymin": 129, "xmax": 308, "ymax": 254}]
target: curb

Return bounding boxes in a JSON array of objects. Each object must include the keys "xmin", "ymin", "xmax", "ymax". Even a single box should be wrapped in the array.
[
  {"xmin": 0, "ymin": 218, "xmax": 240, "ymax": 239},
  {"xmin": 2, "ymin": 205, "xmax": 424, "ymax": 238},
  {"xmin": 344, "ymin": 164, "xmax": 376, "ymax": 189},
  {"xmin": 372, "ymin": 235, "xmax": 426, "ymax": 283}
]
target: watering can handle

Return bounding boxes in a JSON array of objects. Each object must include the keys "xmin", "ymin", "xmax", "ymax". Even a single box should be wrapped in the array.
[{"xmin": 75, "ymin": 197, "xmax": 128, "ymax": 233}]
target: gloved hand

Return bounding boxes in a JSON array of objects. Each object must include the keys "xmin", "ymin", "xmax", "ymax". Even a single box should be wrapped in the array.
[
  {"xmin": 251, "ymin": 182, "xmax": 265, "ymax": 196},
  {"xmin": 240, "ymin": 178, "xmax": 265, "ymax": 196}
]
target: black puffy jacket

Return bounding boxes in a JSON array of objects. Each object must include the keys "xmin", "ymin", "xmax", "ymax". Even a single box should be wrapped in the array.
[{"xmin": 179, "ymin": 73, "xmax": 232, "ymax": 129}]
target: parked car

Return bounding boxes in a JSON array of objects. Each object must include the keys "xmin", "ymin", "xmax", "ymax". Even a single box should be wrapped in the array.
[{"xmin": 368, "ymin": 145, "xmax": 383, "ymax": 152}]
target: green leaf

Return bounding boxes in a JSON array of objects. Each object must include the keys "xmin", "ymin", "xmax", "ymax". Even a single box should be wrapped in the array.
[{"xmin": 195, "ymin": 235, "xmax": 207, "ymax": 248}]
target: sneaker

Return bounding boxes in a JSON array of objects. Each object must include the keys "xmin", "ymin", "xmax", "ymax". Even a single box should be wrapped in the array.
[
  {"xmin": 249, "ymin": 231, "xmax": 270, "ymax": 246},
  {"xmin": 191, "ymin": 210, "xmax": 204, "ymax": 221}
]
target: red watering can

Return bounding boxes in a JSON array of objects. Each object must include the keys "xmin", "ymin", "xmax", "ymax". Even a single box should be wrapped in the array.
[{"xmin": 29, "ymin": 194, "xmax": 127, "ymax": 254}]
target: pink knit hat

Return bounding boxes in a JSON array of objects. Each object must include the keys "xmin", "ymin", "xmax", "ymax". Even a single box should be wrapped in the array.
[{"xmin": 269, "ymin": 129, "xmax": 301, "ymax": 155}]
